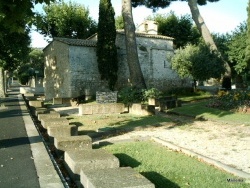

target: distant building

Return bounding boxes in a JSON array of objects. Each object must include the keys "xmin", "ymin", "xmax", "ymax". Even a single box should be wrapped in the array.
[{"xmin": 43, "ymin": 27, "xmax": 189, "ymax": 100}]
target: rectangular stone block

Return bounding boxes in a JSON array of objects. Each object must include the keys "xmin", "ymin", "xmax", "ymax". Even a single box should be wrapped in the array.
[
  {"xmin": 41, "ymin": 117, "xmax": 69, "ymax": 129},
  {"xmin": 130, "ymin": 104, "xmax": 155, "ymax": 116},
  {"xmin": 29, "ymin": 100, "xmax": 44, "ymax": 108},
  {"xmin": 34, "ymin": 108, "xmax": 51, "ymax": 116},
  {"xmin": 53, "ymin": 98, "xmax": 63, "ymax": 105},
  {"xmin": 54, "ymin": 135, "xmax": 92, "ymax": 152},
  {"xmin": 80, "ymin": 167, "xmax": 155, "ymax": 188},
  {"xmin": 38, "ymin": 112, "xmax": 60, "ymax": 121},
  {"xmin": 47, "ymin": 124, "xmax": 78, "ymax": 138},
  {"xmin": 79, "ymin": 103, "xmax": 125, "ymax": 115},
  {"xmin": 64, "ymin": 149, "xmax": 119, "ymax": 181}
]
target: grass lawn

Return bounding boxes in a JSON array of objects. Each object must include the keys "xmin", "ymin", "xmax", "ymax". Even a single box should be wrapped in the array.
[
  {"xmin": 168, "ymin": 101, "xmax": 250, "ymax": 125},
  {"xmin": 67, "ymin": 114, "xmax": 171, "ymax": 135},
  {"xmin": 99, "ymin": 141, "xmax": 248, "ymax": 188}
]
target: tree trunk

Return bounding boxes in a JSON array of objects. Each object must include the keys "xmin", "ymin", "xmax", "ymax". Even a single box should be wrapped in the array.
[
  {"xmin": 188, "ymin": 0, "xmax": 232, "ymax": 89},
  {"xmin": 122, "ymin": 0, "xmax": 147, "ymax": 89},
  {"xmin": 0, "ymin": 67, "xmax": 6, "ymax": 98}
]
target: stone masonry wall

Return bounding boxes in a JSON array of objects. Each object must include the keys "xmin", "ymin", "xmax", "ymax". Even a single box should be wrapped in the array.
[
  {"xmin": 44, "ymin": 41, "xmax": 71, "ymax": 100},
  {"xmin": 44, "ymin": 34, "xmax": 191, "ymax": 100}
]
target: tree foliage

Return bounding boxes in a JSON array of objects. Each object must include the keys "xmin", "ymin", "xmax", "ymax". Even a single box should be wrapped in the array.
[
  {"xmin": 35, "ymin": 1, "xmax": 97, "ymax": 39},
  {"xmin": 0, "ymin": 0, "xmax": 55, "ymax": 36},
  {"xmin": 227, "ymin": 22, "xmax": 248, "ymax": 75},
  {"xmin": 149, "ymin": 12, "xmax": 201, "ymax": 48},
  {"xmin": 97, "ymin": 0, "xmax": 118, "ymax": 90},
  {"xmin": 15, "ymin": 48, "xmax": 44, "ymax": 85},
  {"xmin": 0, "ymin": 25, "xmax": 31, "ymax": 71},
  {"xmin": 131, "ymin": 0, "xmax": 220, "ymax": 10},
  {"xmin": 115, "ymin": 15, "xmax": 125, "ymax": 29},
  {"xmin": 171, "ymin": 42, "xmax": 225, "ymax": 81}
]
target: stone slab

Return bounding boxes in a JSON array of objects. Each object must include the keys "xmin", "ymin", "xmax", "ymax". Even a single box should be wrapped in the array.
[
  {"xmin": 47, "ymin": 124, "xmax": 78, "ymax": 138},
  {"xmin": 54, "ymin": 135, "xmax": 92, "ymax": 152},
  {"xmin": 29, "ymin": 100, "xmax": 44, "ymax": 108},
  {"xmin": 38, "ymin": 112, "xmax": 60, "ymax": 121},
  {"xmin": 79, "ymin": 103, "xmax": 125, "ymax": 115},
  {"xmin": 53, "ymin": 98, "xmax": 63, "ymax": 105},
  {"xmin": 64, "ymin": 149, "xmax": 119, "ymax": 181},
  {"xmin": 130, "ymin": 104, "xmax": 155, "ymax": 116},
  {"xmin": 41, "ymin": 117, "xmax": 69, "ymax": 129},
  {"xmin": 80, "ymin": 167, "xmax": 155, "ymax": 188},
  {"xmin": 34, "ymin": 108, "xmax": 51, "ymax": 116}
]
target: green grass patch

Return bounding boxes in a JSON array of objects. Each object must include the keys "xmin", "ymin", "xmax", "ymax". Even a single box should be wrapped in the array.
[
  {"xmin": 179, "ymin": 94, "xmax": 212, "ymax": 103},
  {"xmin": 100, "ymin": 141, "xmax": 248, "ymax": 188},
  {"xmin": 67, "ymin": 114, "xmax": 170, "ymax": 134},
  {"xmin": 168, "ymin": 101, "xmax": 250, "ymax": 125}
]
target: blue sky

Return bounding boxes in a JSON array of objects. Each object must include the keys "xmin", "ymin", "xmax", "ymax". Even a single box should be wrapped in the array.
[{"xmin": 31, "ymin": 0, "xmax": 248, "ymax": 48}]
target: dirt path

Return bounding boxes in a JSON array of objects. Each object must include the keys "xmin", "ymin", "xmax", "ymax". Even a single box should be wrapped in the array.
[{"xmin": 97, "ymin": 112, "xmax": 250, "ymax": 175}]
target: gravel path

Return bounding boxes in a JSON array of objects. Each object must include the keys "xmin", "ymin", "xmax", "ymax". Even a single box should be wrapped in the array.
[{"xmin": 97, "ymin": 113, "xmax": 250, "ymax": 175}]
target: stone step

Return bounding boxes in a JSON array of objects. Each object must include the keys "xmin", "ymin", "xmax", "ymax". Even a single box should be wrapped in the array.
[
  {"xmin": 54, "ymin": 135, "xmax": 92, "ymax": 152},
  {"xmin": 41, "ymin": 117, "xmax": 69, "ymax": 129},
  {"xmin": 64, "ymin": 149, "xmax": 119, "ymax": 181},
  {"xmin": 29, "ymin": 100, "xmax": 44, "ymax": 108},
  {"xmin": 34, "ymin": 107, "xmax": 51, "ymax": 116},
  {"xmin": 47, "ymin": 124, "xmax": 78, "ymax": 143},
  {"xmin": 80, "ymin": 167, "xmax": 155, "ymax": 188},
  {"xmin": 38, "ymin": 112, "xmax": 60, "ymax": 121}
]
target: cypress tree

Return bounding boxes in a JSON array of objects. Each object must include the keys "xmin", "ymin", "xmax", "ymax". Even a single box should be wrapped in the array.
[{"xmin": 97, "ymin": 0, "xmax": 118, "ymax": 90}]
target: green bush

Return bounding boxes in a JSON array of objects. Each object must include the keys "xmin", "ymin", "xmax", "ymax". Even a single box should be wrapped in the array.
[
  {"xmin": 207, "ymin": 89, "xmax": 250, "ymax": 110},
  {"xmin": 118, "ymin": 86, "xmax": 143, "ymax": 105},
  {"xmin": 142, "ymin": 88, "xmax": 162, "ymax": 100}
]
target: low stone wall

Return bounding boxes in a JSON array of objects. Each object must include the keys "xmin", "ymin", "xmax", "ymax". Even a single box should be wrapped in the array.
[{"xmin": 79, "ymin": 103, "xmax": 125, "ymax": 115}]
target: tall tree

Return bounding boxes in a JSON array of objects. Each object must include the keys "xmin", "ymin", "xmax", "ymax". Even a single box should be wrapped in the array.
[
  {"xmin": 0, "ymin": 0, "xmax": 54, "ymax": 96},
  {"xmin": 0, "ymin": 0, "xmax": 55, "ymax": 36},
  {"xmin": 122, "ymin": 0, "xmax": 146, "ymax": 89},
  {"xmin": 35, "ymin": 1, "xmax": 97, "ymax": 39},
  {"xmin": 149, "ymin": 12, "xmax": 201, "ymax": 48},
  {"xmin": 132, "ymin": 0, "xmax": 232, "ymax": 88},
  {"xmin": 245, "ymin": 0, "xmax": 250, "ymax": 69},
  {"xmin": 171, "ymin": 42, "xmax": 225, "ymax": 82},
  {"xmin": 97, "ymin": 0, "xmax": 118, "ymax": 90}
]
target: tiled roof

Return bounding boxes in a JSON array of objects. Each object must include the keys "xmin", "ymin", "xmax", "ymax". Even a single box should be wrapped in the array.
[
  {"xmin": 87, "ymin": 30, "xmax": 174, "ymax": 41},
  {"xmin": 117, "ymin": 30, "xmax": 174, "ymax": 40},
  {"xmin": 54, "ymin": 37, "xmax": 97, "ymax": 47}
]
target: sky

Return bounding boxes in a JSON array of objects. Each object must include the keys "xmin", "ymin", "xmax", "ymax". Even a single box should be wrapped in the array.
[{"xmin": 31, "ymin": 0, "xmax": 248, "ymax": 48}]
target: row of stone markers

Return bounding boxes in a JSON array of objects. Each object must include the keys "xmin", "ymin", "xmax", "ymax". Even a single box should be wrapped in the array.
[{"xmin": 27, "ymin": 97, "xmax": 155, "ymax": 188}]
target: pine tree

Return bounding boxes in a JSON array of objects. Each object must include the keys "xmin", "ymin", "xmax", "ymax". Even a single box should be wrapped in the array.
[
  {"xmin": 245, "ymin": 0, "xmax": 250, "ymax": 69},
  {"xmin": 97, "ymin": 0, "xmax": 118, "ymax": 90}
]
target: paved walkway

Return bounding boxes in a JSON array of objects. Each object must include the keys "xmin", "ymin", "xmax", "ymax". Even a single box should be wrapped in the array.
[{"xmin": 0, "ymin": 83, "xmax": 64, "ymax": 188}]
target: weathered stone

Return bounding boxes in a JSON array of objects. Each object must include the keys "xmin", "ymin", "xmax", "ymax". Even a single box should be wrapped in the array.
[
  {"xmin": 64, "ymin": 149, "xmax": 119, "ymax": 181},
  {"xmin": 54, "ymin": 135, "xmax": 92, "ymax": 152},
  {"xmin": 80, "ymin": 167, "xmax": 155, "ymax": 188},
  {"xmin": 41, "ymin": 117, "xmax": 69, "ymax": 129},
  {"xmin": 53, "ymin": 98, "xmax": 63, "ymax": 105},
  {"xmin": 34, "ymin": 108, "xmax": 51, "ymax": 116},
  {"xmin": 47, "ymin": 124, "xmax": 78, "ymax": 138},
  {"xmin": 79, "ymin": 103, "xmax": 125, "ymax": 115},
  {"xmin": 38, "ymin": 112, "xmax": 60, "ymax": 121},
  {"xmin": 96, "ymin": 91, "xmax": 117, "ymax": 103},
  {"xmin": 29, "ymin": 100, "xmax": 44, "ymax": 108},
  {"xmin": 130, "ymin": 103, "xmax": 155, "ymax": 116}
]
